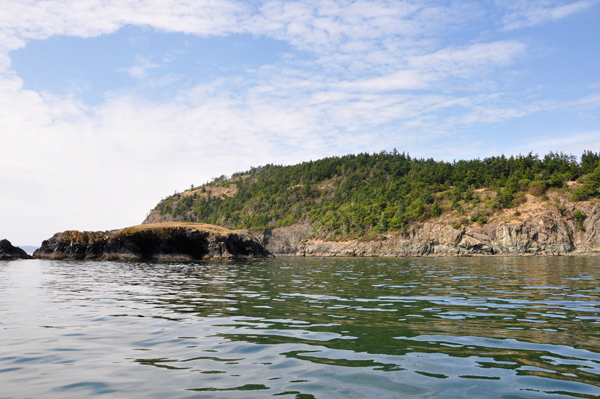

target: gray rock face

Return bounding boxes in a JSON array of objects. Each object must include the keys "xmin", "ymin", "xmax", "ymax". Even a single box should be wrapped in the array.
[
  {"xmin": 0, "ymin": 239, "xmax": 32, "ymax": 260},
  {"xmin": 260, "ymin": 204, "xmax": 600, "ymax": 257},
  {"xmin": 262, "ymin": 224, "xmax": 312, "ymax": 255},
  {"xmin": 33, "ymin": 223, "xmax": 273, "ymax": 261}
]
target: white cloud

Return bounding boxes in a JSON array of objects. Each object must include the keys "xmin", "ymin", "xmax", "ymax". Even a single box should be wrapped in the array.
[
  {"xmin": 0, "ymin": 0, "xmax": 246, "ymax": 48},
  {"xmin": 407, "ymin": 41, "xmax": 527, "ymax": 75},
  {"xmin": 119, "ymin": 56, "xmax": 160, "ymax": 78},
  {"xmin": 322, "ymin": 41, "xmax": 527, "ymax": 94},
  {"xmin": 571, "ymin": 93, "xmax": 600, "ymax": 110},
  {"xmin": 339, "ymin": 70, "xmax": 428, "ymax": 92},
  {"xmin": 0, "ymin": 73, "xmax": 336, "ymax": 244},
  {"xmin": 500, "ymin": 0, "xmax": 598, "ymax": 30}
]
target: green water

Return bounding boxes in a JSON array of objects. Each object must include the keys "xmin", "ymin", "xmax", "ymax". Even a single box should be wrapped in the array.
[{"xmin": 1, "ymin": 257, "xmax": 599, "ymax": 398}]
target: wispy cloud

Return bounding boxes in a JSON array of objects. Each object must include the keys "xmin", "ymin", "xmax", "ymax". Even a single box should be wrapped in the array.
[
  {"xmin": 338, "ymin": 70, "xmax": 428, "ymax": 92},
  {"xmin": 119, "ymin": 56, "xmax": 160, "ymax": 78},
  {"xmin": 407, "ymin": 41, "xmax": 527, "ymax": 75},
  {"xmin": 500, "ymin": 0, "xmax": 597, "ymax": 30}
]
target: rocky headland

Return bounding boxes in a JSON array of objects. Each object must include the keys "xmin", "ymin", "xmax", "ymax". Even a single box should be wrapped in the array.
[
  {"xmin": 260, "ymin": 197, "xmax": 600, "ymax": 257},
  {"xmin": 0, "ymin": 239, "xmax": 32, "ymax": 260},
  {"xmin": 33, "ymin": 222, "xmax": 273, "ymax": 261}
]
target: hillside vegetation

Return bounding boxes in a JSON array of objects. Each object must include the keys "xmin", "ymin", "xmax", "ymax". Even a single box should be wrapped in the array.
[{"xmin": 148, "ymin": 150, "xmax": 600, "ymax": 240}]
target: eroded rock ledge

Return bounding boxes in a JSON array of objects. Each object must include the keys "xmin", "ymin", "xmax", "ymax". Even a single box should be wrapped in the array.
[
  {"xmin": 0, "ymin": 239, "xmax": 32, "ymax": 260},
  {"xmin": 261, "ymin": 202, "xmax": 600, "ymax": 257},
  {"xmin": 33, "ymin": 222, "xmax": 273, "ymax": 261}
]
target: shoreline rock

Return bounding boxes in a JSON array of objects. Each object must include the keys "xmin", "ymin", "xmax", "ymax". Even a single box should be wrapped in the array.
[
  {"xmin": 259, "ymin": 204, "xmax": 600, "ymax": 257},
  {"xmin": 0, "ymin": 239, "xmax": 32, "ymax": 260},
  {"xmin": 33, "ymin": 222, "xmax": 274, "ymax": 261}
]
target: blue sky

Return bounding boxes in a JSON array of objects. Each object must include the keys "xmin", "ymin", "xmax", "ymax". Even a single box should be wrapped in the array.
[
  {"xmin": 1, "ymin": 0, "xmax": 599, "ymax": 245},
  {"xmin": 10, "ymin": 27, "xmax": 295, "ymax": 105}
]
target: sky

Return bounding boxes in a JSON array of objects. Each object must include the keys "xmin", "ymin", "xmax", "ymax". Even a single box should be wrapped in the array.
[{"xmin": 1, "ymin": 0, "xmax": 600, "ymax": 246}]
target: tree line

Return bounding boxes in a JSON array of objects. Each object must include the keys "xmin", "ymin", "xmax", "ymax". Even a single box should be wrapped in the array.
[{"xmin": 153, "ymin": 150, "xmax": 600, "ymax": 239}]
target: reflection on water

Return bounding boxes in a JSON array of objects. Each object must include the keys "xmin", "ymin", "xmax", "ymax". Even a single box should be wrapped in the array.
[{"xmin": 1, "ymin": 256, "xmax": 600, "ymax": 398}]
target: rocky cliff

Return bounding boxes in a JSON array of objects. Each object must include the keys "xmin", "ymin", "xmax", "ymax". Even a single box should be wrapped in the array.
[
  {"xmin": 33, "ymin": 222, "xmax": 273, "ymax": 261},
  {"xmin": 260, "ymin": 198, "xmax": 600, "ymax": 257},
  {"xmin": 0, "ymin": 239, "xmax": 32, "ymax": 260}
]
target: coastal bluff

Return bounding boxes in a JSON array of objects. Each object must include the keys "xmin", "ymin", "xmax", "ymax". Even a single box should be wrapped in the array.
[
  {"xmin": 142, "ymin": 150, "xmax": 600, "ymax": 259},
  {"xmin": 33, "ymin": 222, "xmax": 273, "ymax": 261},
  {"xmin": 261, "ymin": 199, "xmax": 600, "ymax": 257},
  {"xmin": 0, "ymin": 239, "xmax": 32, "ymax": 260}
]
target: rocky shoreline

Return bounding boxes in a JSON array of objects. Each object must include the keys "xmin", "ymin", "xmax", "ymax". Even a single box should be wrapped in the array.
[
  {"xmin": 33, "ymin": 222, "xmax": 273, "ymax": 261},
  {"xmin": 260, "ymin": 201, "xmax": 600, "ymax": 257},
  {"xmin": 0, "ymin": 239, "xmax": 32, "ymax": 260},
  {"xmin": 8, "ymin": 197, "xmax": 600, "ymax": 261}
]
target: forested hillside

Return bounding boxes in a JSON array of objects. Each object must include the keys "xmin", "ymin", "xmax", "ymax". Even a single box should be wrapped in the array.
[{"xmin": 146, "ymin": 150, "xmax": 600, "ymax": 240}]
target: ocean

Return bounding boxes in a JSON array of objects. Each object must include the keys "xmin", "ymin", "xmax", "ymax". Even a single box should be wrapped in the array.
[{"xmin": 1, "ymin": 256, "xmax": 599, "ymax": 398}]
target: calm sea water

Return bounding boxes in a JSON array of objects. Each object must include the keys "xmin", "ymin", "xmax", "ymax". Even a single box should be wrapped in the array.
[{"xmin": 1, "ymin": 257, "xmax": 600, "ymax": 398}]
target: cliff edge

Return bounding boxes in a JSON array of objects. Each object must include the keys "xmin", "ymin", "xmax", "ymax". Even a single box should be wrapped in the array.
[
  {"xmin": 33, "ymin": 222, "xmax": 273, "ymax": 261},
  {"xmin": 260, "ymin": 197, "xmax": 600, "ymax": 257}
]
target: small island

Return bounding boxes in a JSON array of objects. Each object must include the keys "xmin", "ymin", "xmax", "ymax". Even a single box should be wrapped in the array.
[{"xmin": 33, "ymin": 222, "xmax": 273, "ymax": 261}]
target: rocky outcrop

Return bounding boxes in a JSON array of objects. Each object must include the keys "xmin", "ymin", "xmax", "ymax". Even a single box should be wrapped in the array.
[
  {"xmin": 33, "ymin": 222, "xmax": 273, "ymax": 261},
  {"xmin": 260, "ymin": 203, "xmax": 600, "ymax": 257},
  {"xmin": 0, "ymin": 239, "xmax": 32, "ymax": 260},
  {"xmin": 262, "ymin": 224, "xmax": 313, "ymax": 255}
]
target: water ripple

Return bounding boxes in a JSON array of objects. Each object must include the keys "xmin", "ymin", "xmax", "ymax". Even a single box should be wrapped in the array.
[{"xmin": 1, "ymin": 256, "xmax": 599, "ymax": 398}]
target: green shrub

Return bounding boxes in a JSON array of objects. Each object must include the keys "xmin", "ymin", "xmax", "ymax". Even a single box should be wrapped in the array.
[
  {"xmin": 528, "ymin": 181, "xmax": 546, "ymax": 197},
  {"xmin": 512, "ymin": 192, "xmax": 527, "ymax": 207},
  {"xmin": 572, "ymin": 187, "xmax": 588, "ymax": 201},
  {"xmin": 463, "ymin": 187, "xmax": 474, "ymax": 201},
  {"xmin": 574, "ymin": 209, "xmax": 588, "ymax": 222},
  {"xmin": 573, "ymin": 166, "xmax": 600, "ymax": 201},
  {"xmin": 518, "ymin": 179, "xmax": 531, "ymax": 191},
  {"xmin": 574, "ymin": 209, "xmax": 588, "ymax": 231},
  {"xmin": 430, "ymin": 201, "xmax": 442, "ymax": 217}
]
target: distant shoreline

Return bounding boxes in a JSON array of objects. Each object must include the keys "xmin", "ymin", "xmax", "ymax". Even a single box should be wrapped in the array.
[{"xmin": 18, "ymin": 246, "xmax": 40, "ymax": 255}]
